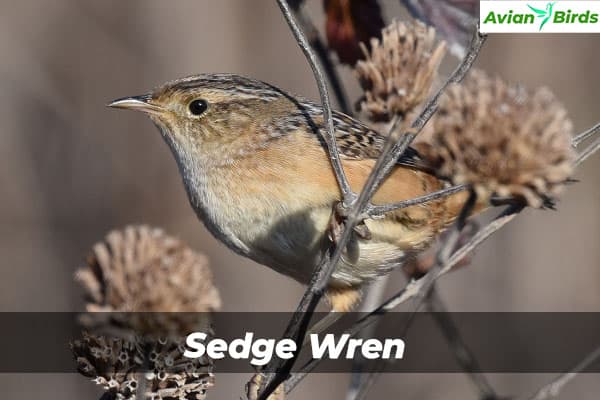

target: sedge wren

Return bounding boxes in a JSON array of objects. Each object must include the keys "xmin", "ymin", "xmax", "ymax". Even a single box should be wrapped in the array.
[{"xmin": 109, "ymin": 73, "xmax": 471, "ymax": 312}]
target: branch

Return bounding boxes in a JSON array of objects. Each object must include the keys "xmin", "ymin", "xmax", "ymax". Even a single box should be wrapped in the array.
[
  {"xmin": 575, "ymin": 137, "xmax": 600, "ymax": 167},
  {"xmin": 526, "ymin": 345, "xmax": 600, "ymax": 400},
  {"xmin": 346, "ymin": 277, "xmax": 391, "ymax": 400},
  {"xmin": 366, "ymin": 183, "xmax": 469, "ymax": 217},
  {"xmin": 276, "ymin": 0, "xmax": 354, "ymax": 202},
  {"xmin": 572, "ymin": 121, "xmax": 600, "ymax": 148},
  {"xmin": 427, "ymin": 287, "xmax": 499, "ymax": 399},
  {"xmin": 291, "ymin": 4, "xmax": 352, "ymax": 115}
]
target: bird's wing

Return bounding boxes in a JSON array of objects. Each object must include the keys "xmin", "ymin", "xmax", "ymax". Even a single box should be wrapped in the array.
[
  {"xmin": 527, "ymin": 4, "xmax": 547, "ymax": 16},
  {"xmin": 296, "ymin": 99, "xmax": 429, "ymax": 171}
]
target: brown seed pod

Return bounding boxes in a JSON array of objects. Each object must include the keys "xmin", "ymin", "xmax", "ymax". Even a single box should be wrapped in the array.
[
  {"xmin": 73, "ymin": 225, "xmax": 220, "ymax": 400},
  {"xmin": 418, "ymin": 70, "xmax": 576, "ymax": 208},
  {"xmin": 76, "ymin": 225, "xmax": 221, "ymax": 315},
  {"xmin": 355, "ymin": 20, "xmax": 447, "ymax": 122}
]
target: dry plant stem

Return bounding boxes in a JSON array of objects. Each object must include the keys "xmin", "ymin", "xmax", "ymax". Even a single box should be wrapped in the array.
[
  {"xmin": 285, "ymin": 203, "xmax": 522, "ymax": 394},
  {"xmin": 571, "ymin": 122, "xmax": 600, "ymax": 147},
  {"xmin": 575, "ymin": 137, "xmax": 600, "ymax": 167},
  {"xmin": 292, "ymin": 4, "xmax": 352, "ymax": 115},
  {"xmin": 136, "ymin": 372, "xmax": 146, "ymax": 400},
  {"xmin": 345, "ymin": 277, "xmax": 391, "ymax": 400},
  {"xmin": 136, "ymin": 351, "xmax": 149, "ymax": 400},
  {"xmin": 258, "ymin": 249, "xmax": 335, "ymax": 400},
  {"xmin": 276, "ymin": 0, "xmax": 354, "ymax": 202},
  {"xmin": 302, "ymin": 311, "xmax": 343, "ymax": 346},
  {"xmin": 427, "ymin": 287, "xmax": 499, "ymax": 400},
  {"xmin": 367, "ymin": 183, "xmax": 469, "ymax": 217},
  {"xmin": 527, "ymin": 345, "xmax": 600, "ymax": 400}
]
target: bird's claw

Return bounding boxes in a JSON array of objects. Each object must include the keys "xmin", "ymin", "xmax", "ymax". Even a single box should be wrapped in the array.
[{"xmin": 328, "ymin": 201, "xmax": 372, "ymax": 244}]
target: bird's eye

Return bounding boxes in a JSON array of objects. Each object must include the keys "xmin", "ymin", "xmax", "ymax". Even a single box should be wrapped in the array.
[{"xmin": 188, "ymin": 99, "xmax": 208, "ymax": 116}]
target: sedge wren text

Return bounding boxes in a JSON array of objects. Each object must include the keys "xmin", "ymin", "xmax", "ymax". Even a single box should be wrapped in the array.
[{"xmin": 109, "ymin": 73, "xmax": 472, "ymax": 312}]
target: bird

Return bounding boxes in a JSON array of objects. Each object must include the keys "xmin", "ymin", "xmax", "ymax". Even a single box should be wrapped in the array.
[{"xmin": 109, "ymin": 73, "xmax": 475, "ymax": 312}]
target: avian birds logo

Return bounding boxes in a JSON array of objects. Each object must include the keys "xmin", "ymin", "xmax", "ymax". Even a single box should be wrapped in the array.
[{"xmin": 528, "ymin": 2, "xmax": 555, "ymax": 31}]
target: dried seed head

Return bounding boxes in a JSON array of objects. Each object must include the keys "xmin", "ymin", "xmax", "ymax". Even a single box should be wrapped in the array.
[
  {"xmin": 76, "ymin": 225, "xmax": 221, "ymax": 315},
  {"xmin": 71, "ymin": 333, "xmax": 215, "ymax": 400},
  {"xmin": 75, "ymin": 224, "xmax": 220, "ymax": 374},
  {"xmin": 418, "ymin": 70, "xmax": 576, "ymax": 208},
  {"xmin": 355, "ymin": 20, "xmax": 447, "ymax": 122},
  {"xmin": 73, "ymin": 225, "xmax": 219, "ymax": 400}
]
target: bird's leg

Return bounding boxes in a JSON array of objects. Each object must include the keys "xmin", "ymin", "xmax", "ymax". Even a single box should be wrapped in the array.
[{"xmin": 328, "ymin": 201, "xmax": 372, "ymax": 243}]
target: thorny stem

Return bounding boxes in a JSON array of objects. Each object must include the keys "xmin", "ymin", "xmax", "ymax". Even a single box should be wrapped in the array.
[
  {"xmin": 526, "ymin": 345, "xmax": 600, "ymax": 400},
  {"xmin": 291, "ymin": 4, "xmax": 352, "ymax": 115},
  {"xmin": 276, "ymin": 0, "xmax": 355, "ymax": 204}
]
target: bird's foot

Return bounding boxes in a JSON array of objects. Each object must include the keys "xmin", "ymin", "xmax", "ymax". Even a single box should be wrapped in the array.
[{"xmin": 328, "ymin": 201, "xmax": 372, "ymax": 244}]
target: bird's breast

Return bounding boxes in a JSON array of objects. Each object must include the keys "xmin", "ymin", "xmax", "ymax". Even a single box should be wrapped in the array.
[{"xmin": 171, "ymin": 132, "xmax": 445, "ymax": 287}]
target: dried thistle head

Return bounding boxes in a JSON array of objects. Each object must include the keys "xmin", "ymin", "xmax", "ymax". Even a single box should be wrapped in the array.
[
  {"xmin": 418, "ymin": 70, "xmax": 576, "ymax": 208},
  {"xmin": 76, "ymin": 225, "xmax": 221, "ymax": 315},
  {"xmin": 355, "ymin": 20, "xmax": 447, "ymax": 122},
  {"xmin": 71, "ymin": 332, "xmax": 214, "ymax": 400},
  {"xmin": 73, "ymin": 225, "xmax": 220, "ymax": 400}
]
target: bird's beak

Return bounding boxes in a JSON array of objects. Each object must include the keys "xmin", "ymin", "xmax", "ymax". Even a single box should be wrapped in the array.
[{"xmin": 107, "ymin": 95, "xmax": 164, "ymax": 115}]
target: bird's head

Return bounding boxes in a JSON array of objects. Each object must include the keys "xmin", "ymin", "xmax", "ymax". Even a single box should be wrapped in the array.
[{"xmin": 108, "ymin": 73, "xmax": 293, "ymax": 161}]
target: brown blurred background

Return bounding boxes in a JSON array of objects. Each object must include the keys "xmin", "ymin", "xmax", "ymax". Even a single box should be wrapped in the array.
[{"xmin": 0, "ymin": 0, "xmax": 598, "ymax": 399}]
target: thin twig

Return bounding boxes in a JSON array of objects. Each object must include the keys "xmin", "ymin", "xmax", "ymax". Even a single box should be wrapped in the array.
[
  {"xmin": 276, "ymin": 0, "xmax": 354, "ymax": 202},
  {"xmin": 291, "ymin": 4, "xmax": 352, "ymax": 115},
  {"xmin": 345, "ymin": 277, "xmax": 391, "ymax": 400},
  {"xmin": 367, "ymin": 184, "xmax": 469, "ymax": 217},
  {"xmin": 575, "ymin": 137, "xmax": 600, "ymax": 167},
  {"xmin": 427, "ymin": 286, "xmax": 499, "ymax": 399},
  {"xmin": 572, "ymin": 122, "xmax": 600, "ymax": 148},
  {"xmin": 527, "ymin": 345, "xmax": 600, "ymax": 400},
  {"xmin": 258, "ymin": 248, "xmax": 332, "ymax": 400}
]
